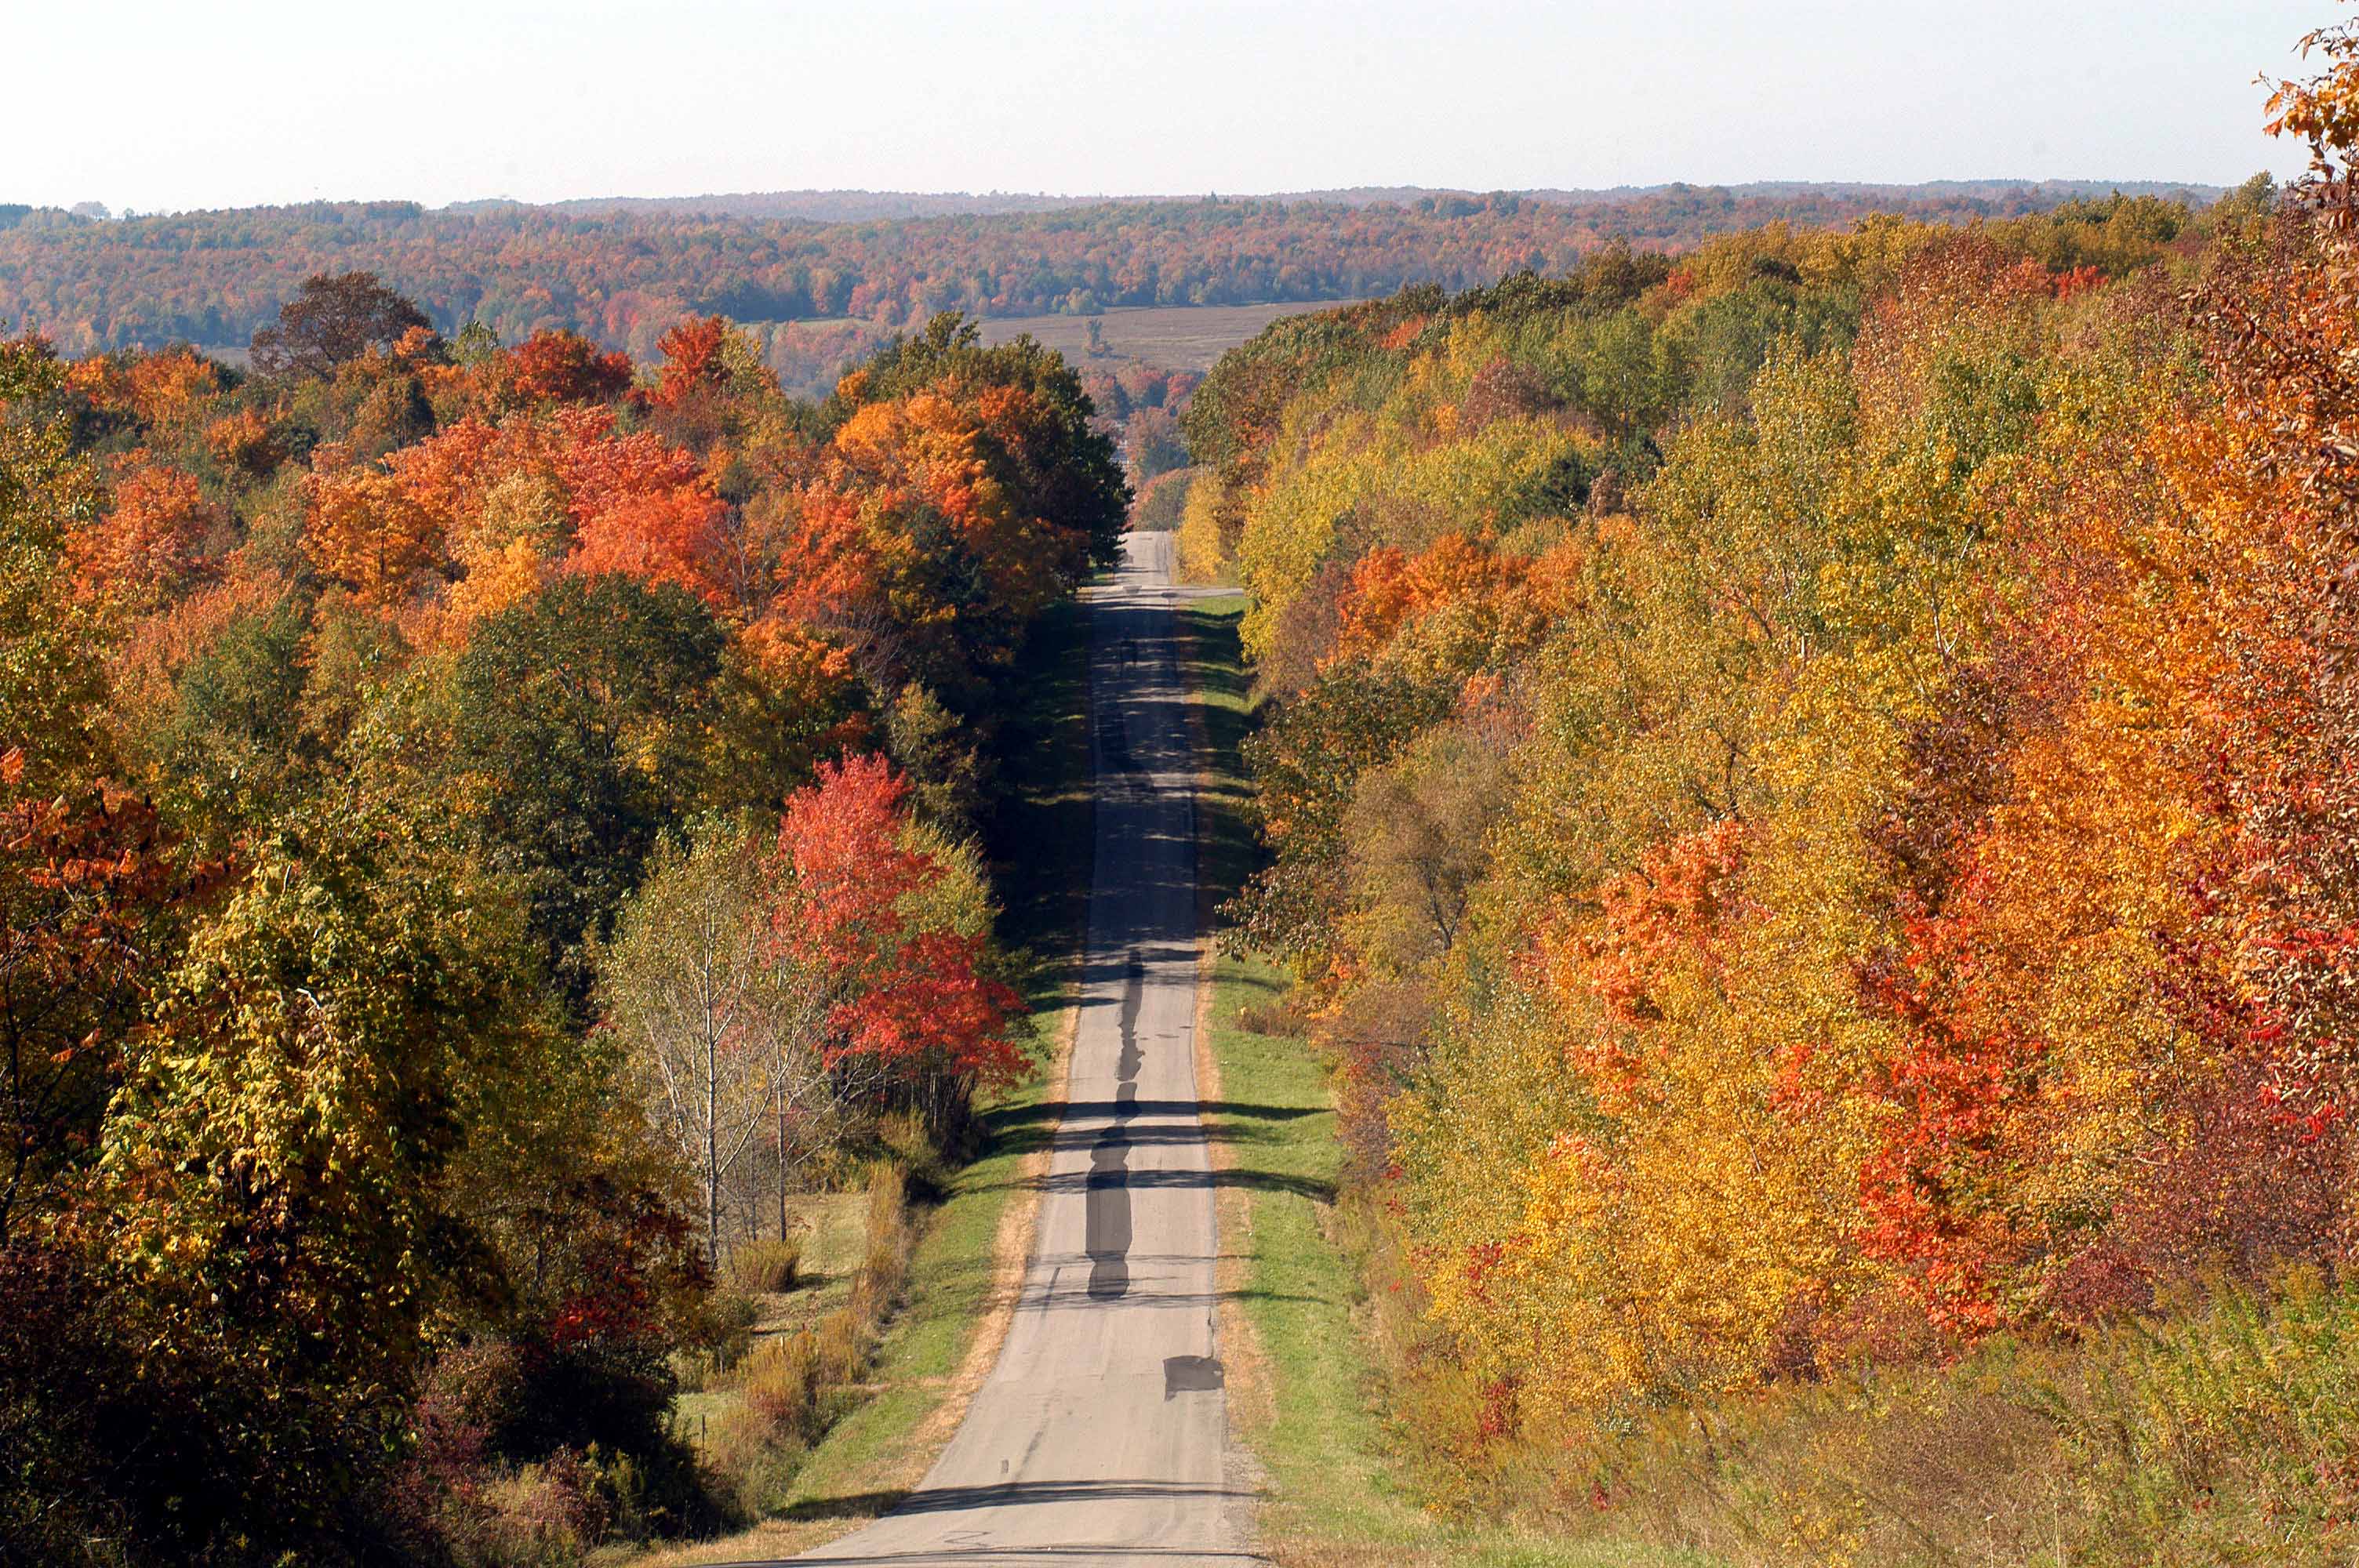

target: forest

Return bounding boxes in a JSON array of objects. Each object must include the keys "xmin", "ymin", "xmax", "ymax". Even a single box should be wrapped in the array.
[
  {"xmin": 0, "ymin": 181, "xmax": 2216, "ymax": 390},
  {"xmin": 7, "ymin": 11, "xmax": 2351, "ymax": 1566},
  {"xmin": 1170, "ymin": 25, "xmax": 2359, "ymax": 1563},
  {"xmin": 0, "ymin": 267, "xmax": 1125, "ymax": 1563}
]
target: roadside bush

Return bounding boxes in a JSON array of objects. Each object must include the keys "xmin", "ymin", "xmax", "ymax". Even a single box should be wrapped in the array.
[
  {"xmin": 703, "ymin": 1330, "xmax": 829, "ymax": 1516},
  {"xmin": 876, "ymin": 1114, "xmax": 949, "ymax": 1195},
  {"xmin": 413, "ymin": 1331, "xmax": 716, "ymax": 1549},
  {"xmin": 815, "ymin": 1307, "xmax": 872, "ymax": 1388},
  {"xmin": 418, "ymin": 1338, "xmax": 528, "ymax": 1452},
  {"xmin": 1410, "ymin": 1269, "xmax": 2359, "ymax": 1568},
  {"xmin": 683, "ymin": 1163, "xmax": 929, "ymax": 1523},
  {"xmin": 736, "ymin": 1330, "xmax": 827, "ymax": 1446},
  {"xmin": 704, "ymin": 1403, "xmax": 805, "ymax": 1518},
  {"xmin": 671, "ymin": 1286, "xmax": 760, "ymax": 1391},
  {"xmin": 477, "ymin": 1450, "xmax": 610, "ymax": 1567},
  {"xmin": 2052, "ymin": 1269, "xmax": 2359, "ymax": 1564},
  {"xmin": 726, "ymin": 1236, "xmax": 802, "ymax": 1295},
  {"xmin": 848, "ymin": 1164, "xmax": 914, "ymax": 1327}
]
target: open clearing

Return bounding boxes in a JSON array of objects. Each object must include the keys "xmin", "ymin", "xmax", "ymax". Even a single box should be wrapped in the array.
[{"xmin": 977, "ymin": 299, "xmax": 1365, "ymax": 371}]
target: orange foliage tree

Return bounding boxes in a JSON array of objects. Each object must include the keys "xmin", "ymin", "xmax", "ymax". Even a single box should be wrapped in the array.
[{"xmin": 769, "ymin": 754, "xmax": 1023, "ymax": 1099}]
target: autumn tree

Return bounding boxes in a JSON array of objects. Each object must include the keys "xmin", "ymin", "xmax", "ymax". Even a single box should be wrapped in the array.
[
  {"xmin": 303, "ymin": 459, "xmax": 445, "ymax": 608},
  {"xmin": 600, "ymin": 822, "xmax": 831, "ymax": 1262},
  {"xmin": 2209, "ymin": 19, "xmax": 2359, "ymax": 1113},
  {"xmin": 1223, "ymin": 667, "xmax": 1454, "ymax": 969},
  {"xmin": 1125, "ymin": 404, "xmax": 1188, "ymax": 488},
  {"xmin": 481, "ymin": 327, "xmax": 635, "ymax": 412},
  {"xmin": 769, "ymin": 754, "xmax": 1023, "ymax": 1126},
  {"xmin": 249, "ymin": 270, "xmax": 437, "ymax": 379},
  {"xmin": 838, "ymin": 312, "xmax": 1129, "ymax": 569},
  {"xmin": 72, "ymin": 455, "xmax": 216, "ymax": 612},
  {"xmin": 99, "ymin": 803, "xmax": 547, "ymax": 1555}
]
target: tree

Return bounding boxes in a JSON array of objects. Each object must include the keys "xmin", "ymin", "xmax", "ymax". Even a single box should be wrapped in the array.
[
  {"xmin": 72, "ymin": 456, "xmax": 216, "ymax": 612},
  {"xmin": 1343, "ymin": 720, "xmax": 1510, "ymax": 974},
  {"xmin": 447, "ymin": 575, "xmax": 729, "ymax": 1008},
  {"xmin": 1125, "ymin": 405, "xmax": 1188, "ymax": 489},
  {"xmin": 2213, "ymin": 19, "xmax": 2359, "ymax": 1114},
  {"xmin": 0, "ymin": 759, "xmax": 191, "ymax": 1249},
  {"xmin": 302, "ymin": 460, "xmax": 445, "ymax": 608},
  {"xmin": 203, "ymin": 408, "xmax": 282, "ymax": 485},
  {"xmin": 249, "ymin": 270, "xmax": 435, "ymax": 379},
  {"xmin": 0, "ymin": 336, "xmax": 107, "ymax": 784},
  {"xmin": 640, "ymin": 314, "xmax": 780, "ymax": 455},
  {"xmin": 481, "ymin": 328, "xmax": 634, "ymax": 412},
  {"xmin": 600, "ymin": 822, "xmax": 831, "ymax": 1263},
  {"xmin": 839, "ymin": 312, "xmax": 1129, "ymax": 568},
  {"xmin": 1223, "ymin": 667, "xmax": 1454, "ymax": 969},
  {"xmin": 99, "ymin": 804, "xmax": 546, "ymax": 1557},
  {"xmin": 769, "ymin": 755, "xmax": 1023, "ymax": 1120}
]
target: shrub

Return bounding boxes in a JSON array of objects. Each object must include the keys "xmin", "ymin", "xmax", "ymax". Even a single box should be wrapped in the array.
[
  {"xmin": 418, "ymin": 1338, "xmax": 527, "ymax": 1454},
  {"xmin": 674, "ymin": 1286, "xmax": 760, "ymax": 1386},
  {"xmin": 477, "ymin": 1449, "xmax": 610, "ymax": 1567},
  {"xmin": 846, "ymin": 1164, "xmax": 914, "ymax": 1327},
  {"xmin": 814, "ymin": 1307, "xmax": 872, "ymax": 1388},
  {"xmin": 863, "ymin": 1162, "xmax": 910, "ymax": 1242},
  {"xmin": 877, "ymin": 1112, "xmax": 951, "ymax": 1192},
  {"xmin": 1390, "ymin": 1269, "xmax": 2359, "ymax": 1568},
  {"xmin": 684, "ymin": 1330, "xmax": 840, "ymax": 1523},
  {"xmin": 736, "ymin": 1330, "xmax": 826, "ymax": 1448},
  {"xmin": 703, "ymin": 1403, "xmax": 805, "ymax": 1518},
  {"xmin": 725, "ymin": 1236, "xmax": 802, "ymax": 1295}
]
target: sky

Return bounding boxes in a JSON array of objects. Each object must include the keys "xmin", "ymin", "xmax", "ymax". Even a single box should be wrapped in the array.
[{"xmin": 17, "ymin": 1, "xmax": 2324, "ymax": 214}]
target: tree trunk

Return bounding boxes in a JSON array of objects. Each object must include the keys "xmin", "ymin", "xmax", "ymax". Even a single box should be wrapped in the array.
[{"xmin": 705, "ymin": 1032, "xmax": 722, "ymax": 1269}]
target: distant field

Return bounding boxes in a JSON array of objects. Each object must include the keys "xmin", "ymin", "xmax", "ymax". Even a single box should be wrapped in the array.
[{"xmin": 977, "ymin": 299, "xmax": 1364, "ymax": 372}]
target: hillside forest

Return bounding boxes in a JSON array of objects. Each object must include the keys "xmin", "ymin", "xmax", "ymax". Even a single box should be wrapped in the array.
[
  {"xmin": 0, "ymin": 277, "xmax": 1125, "ymax": 1562},
  {"xmin": 1172, "ymin": 21, "xmax": 2359, "ymax": 1563}
]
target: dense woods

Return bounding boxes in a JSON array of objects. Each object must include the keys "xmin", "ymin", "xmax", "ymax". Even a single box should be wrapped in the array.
[
  {"xmin": 1183, "ymin": 36, "xmax": 2359, "ymax": 1561},
  {"xmin": 0, "ymin": 278, "xmax": 1121, "ymax": 1563}
]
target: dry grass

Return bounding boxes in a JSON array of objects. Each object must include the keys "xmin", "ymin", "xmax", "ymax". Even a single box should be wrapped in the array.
[
  {"xmin": 1578, "ymin": 1269, "xmax": 2359, "ymax": 1568},
  {"xmin": 1180, "ymin": 601, "xmax": 1277, "ymax": 1461},
  {"xmin": 723, "ymin": 1236, "xmax": 801, "ymax": 1296},
  {"xmin": 900, "ymin": 987, "xmax": 1080, "ymax": 1459}
]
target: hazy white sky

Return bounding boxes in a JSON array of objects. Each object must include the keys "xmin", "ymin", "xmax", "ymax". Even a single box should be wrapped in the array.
[{"xmin": 16, "ymin": 2, "xmax": 2323, "ymax": 213}]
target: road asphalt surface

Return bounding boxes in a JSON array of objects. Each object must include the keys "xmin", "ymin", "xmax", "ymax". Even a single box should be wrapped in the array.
[{"xmin": 781, "ymin": 532, "xmax": 1259, "ymax": 1565}]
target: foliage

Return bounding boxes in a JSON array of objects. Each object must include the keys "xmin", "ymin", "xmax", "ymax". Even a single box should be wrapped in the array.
[
  {"xmin": 0, "ymin": 257, "xmax": 1077, "ymax": 1563},
  {"xmin": 0, "ymin": 187, "xmax": 2218, "ymax": 374},
  {"xmin": 1190, "ymin": 32, "xmax": 2359, "ymax": 1556},
  {"xmin": 250, "ymin": 269, "xmax": 437, "ymax": 379}
]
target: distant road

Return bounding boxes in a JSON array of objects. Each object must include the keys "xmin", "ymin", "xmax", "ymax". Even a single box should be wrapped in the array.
[{"xmin": 779, "ymin": 532, "xmax": 1258, "ymax": 1566}]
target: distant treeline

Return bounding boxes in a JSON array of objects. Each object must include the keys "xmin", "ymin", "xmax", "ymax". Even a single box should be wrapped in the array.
[{"xmin": 0, "ymin": 183, "xmax": 2226, "ymax": 375}]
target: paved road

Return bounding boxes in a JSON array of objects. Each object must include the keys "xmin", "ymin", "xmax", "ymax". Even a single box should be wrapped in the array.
[{"xmin": 787, "ymin": 532, "xmax": 1256, "ymax": 1566}]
